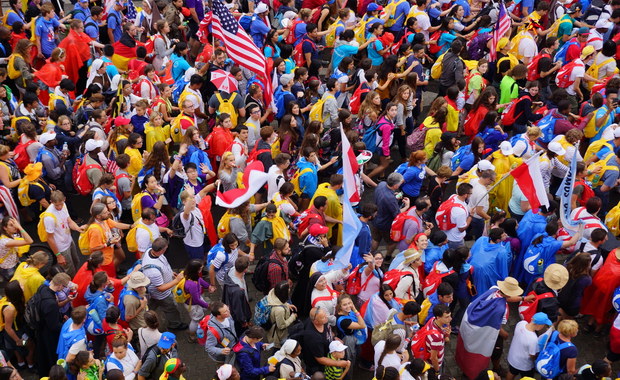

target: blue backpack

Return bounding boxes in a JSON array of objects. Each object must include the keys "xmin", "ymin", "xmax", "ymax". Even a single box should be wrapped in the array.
[
  {"xmin": 35, "ymin": 148, "xmax": 55, "ymax": 177},
  {"xmin": 537, "ymin": 113, "xmax": 558, "ymax": 144},
  {"xmin": 536, "ymin": 330, "xmax": 574, "ymax": 378},
  {"xmin": 554, "ymin": 39, "xmax": 580, "ymax": 65},
  {"xmin": 206, "ymin": 243, "xmax": 229, "ymax": 272},
  {"xmin": 117, "ymin": 288, "xmax": 140, "ymax": 321},
  {"xmin": 509, "ymin": 134, "xmax": 529, "ymax": 157},
  {"xmin": 274, "ymin": 88, "xmax": 293, "ymax": 119},
  {"xmin": 171, "ymin": 80, "xmax": 188, "ymax": 104},
  {"xmin": 239, "ymin": 15, "xmax": 253, "ymax": 32},
  {"xmin": 523, "ymin": 240, "xmax": 547, "ymax": 276},
  {"xmin": 362, "ymin": 122, "xmax": 383, "ymax": 153},
  {"xmin": 450, "ymin": 144, "xmax": 472, "ymax": 171},
  {"xmin": 85, "ymin": 293, "xmax": 107, "ymax": 335},
  {"xmin": 337, "ymin": 311, "xmax": 368, "ymax": 345}
]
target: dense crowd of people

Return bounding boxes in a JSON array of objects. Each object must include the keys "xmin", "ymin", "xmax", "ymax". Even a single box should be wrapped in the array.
[{"xmin": 0, "ymin": 0, "xmax": 619, "ymax": 379}]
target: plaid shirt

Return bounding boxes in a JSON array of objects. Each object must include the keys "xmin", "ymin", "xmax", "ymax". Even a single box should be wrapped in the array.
[{"xmin": 267, "ymin": 251, "xmax": 289, "ymax": 290}]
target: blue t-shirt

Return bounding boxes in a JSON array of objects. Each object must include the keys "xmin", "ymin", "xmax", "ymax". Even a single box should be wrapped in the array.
[
  {"xmin": 332, "ymin": 43, "xmax": 359, "ymax": 70},
  {"xmin": 601, "ymin": 157, "xmax": 620, "ymax": 188},
  {"xmin": 284, "ymin": 58, "xmax": 295, "ymax": 74},
  {"xmin": 596, "ymin": 140, "xmax": 618, "ymax": 160},
  {"xmin": 593, "ymin": 106, "xmax": 620, "ymax": 142},
  {"xmin": 84, "ymin": 17, "xmax": 99, "ymax": 39},
  {"xmin": 454, "ymin": 0, "xmax": 471, "ymax": 16},
  {"xmin": 520, "ymin": 0, "xmax": 534, "ymax": 13},
  {"xmin": 35, "ymin": 17, "xmax": 60, "ymax": 57},
  {"xmin": 402, "ymin": 164, "xmax": 426, "ymax": 197},
  {"xmin": 264, "ymin": 44, "xmax": 281, "ymax": 59},
  {"xmin": 72, "ymin": 3, "xmax": 91, "ymax": 21},
  {"xmin": 107, "ymin": 10, "xmax": 122, "ymax": 42},
  {"xmin": 171, "ymin": 54, "xmax": 191, "ymax": 83},
  {"xmin": 437, "ymin": 32, "xmax": 456, "ymax": 56},
  {"xmin": 302, "ymin": 38, "xmax": 318, "ymax": 61},
  {"xmin": 458, "ymin": 153, "xmax": 475, "ymax": 172},
  {"xmin": 428, "ymin": 0, "xmax": 441, "ymax": 19},
  {"xmin": 185, "ymin": 0, "xmax": 204, "ymax": 20},
  {"xmin": 6, "ymin": 10, "xmax": 24, "ymax": 28},
  {"xmin": 130, "ymin": 114, "xmax": 149, "ymax": 135},
  {"xmin": 388, "ymin": 0, "xmax": 411, "ymax": 31},
  {"xmin": 368, "ymin": 40, "xmax": 384, "ymax": 66}
]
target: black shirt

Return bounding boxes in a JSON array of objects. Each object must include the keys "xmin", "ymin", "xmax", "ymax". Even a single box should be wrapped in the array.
[{"xmin": 302, "ymin": 318, "xmax": 330, "ymax": 375}]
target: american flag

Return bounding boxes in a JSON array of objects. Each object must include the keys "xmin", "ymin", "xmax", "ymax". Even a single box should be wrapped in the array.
[
  {"xmin": 211, "ymin": 0, "xmax": 273, "ymax": 106},
  {"xmin": 489, "ymin": 2, "xmax": 511, "ymax": 62},
  {"xmin": 106, "ymin": 150, "xmax": 119, "ymax": 174}
]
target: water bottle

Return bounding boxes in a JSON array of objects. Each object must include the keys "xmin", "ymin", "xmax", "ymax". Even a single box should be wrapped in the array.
[
  {"xmin": 62, "ymin": 142, "xmax": 68, "ymax": 152},
  {"xmin": 537, "ymin": 259, "xmax": 544, "ymax": 275},
  {"xmin": 196, "ymin": 327, "xmax": 204, "ymax": 340}
]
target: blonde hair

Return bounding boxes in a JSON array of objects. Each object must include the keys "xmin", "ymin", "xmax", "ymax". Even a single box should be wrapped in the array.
[
  {"xmin": 557, "ymin": 319, "xmax": 578, "ymax": 337},
  {"xmin": 149, "ymin": 111, "xmax": 162, "ymax": 123},
  {"xmin": 26, "ymin": 251, "xmax": 49, "ymax": 267},
  {"xmin": 526, "ymin": 126, "xmax": 542, "ymax": 139},
  {"xmin": 0, "ymin": 145, "xmax": 10, "ymax": 156}
]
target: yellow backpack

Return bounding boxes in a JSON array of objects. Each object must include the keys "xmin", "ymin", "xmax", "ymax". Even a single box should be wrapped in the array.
[
  {"xmin": 170, "ymin": 114, "xmax": 193, "ymax": 143},
  {"xmin": 551, "ymin": 15, "xmax": 573, "ymax": 39},
  {"xmin": 325, "ymin": 18, "xmax": 342, "ymax": 48},
  {"xmin": 48, "ymin": 93, "xmax": 67, "ymax": 112},
  {"xmin": 126, "ymin": 223, "xmax": 153, "ymax": 252},
  {"xmin": 583, "ymin": 107, "xmax": 607, "ymax": 139},
  {"xmin": 262, "ymin": 215, "xmax": 290, "ymax": 244},
  {"xmin": 173, "ymin": 275, "xmax": 191, "ymax": 304},
  {"xmin": 37, "ymin": 212, "xmax": 56, "ymax": 242},
  {"xmin": 271, "ymin": 138, "xmax": 281, "ymax": 158},
  {"xmin": 1, "ymin": 10, "xmax": 17, "ymax": 30},
  {"xmin": 309, "ymin": 94, "xmax": 334, "ymax": 123},
  {"xmin": 554, "ymin": 136, "xmax": 573, "ymax": 166},
  {"xmin": 353, "ymin": 18, "xmax": 370, "ymax": 45},
  {"xmin": 417, "ymin": 297, "xmax": 432, "ymax": 325},
  {"xmin": 509, "ymin": 32, "xmax": 535, "ymax": 61},
  {"xmin": 382, "ymin": 0, "xmax": 406, "ymax": 28},
  {"xmin": 585, "ymin": 57, "xmax": 617, "ymax": 90},
  {"xmin": 431, "ymin": 52, "xmax": 446, "ymax": 80},
  {"xmin": 606, "ymin": 201, "xmax": 620, "ymax": 236},
  {"xmin": 291, "ymin": 167, "xmax": 313, "ymax": 196},
  {"xmin": 7, "ymin": 54, "xmax": 21, "ymax": 80},
  {"xmin": 584, "ymin": 139, "xmax": 613, "ymax": 162},
  {"xmin": 217, "ymin": 212, "xmax": 241, "ymax": 238},
  {"xmin": 0, "ymin": 297, "xmax": 14, "ymax": 331},
  {"xmin": 215, "ymin": 92, "xmax": 238, "ymax": 127},
  {"xmin": 78, "ymin": 223, "xmax": 104, "ymax": 255},
  {"xmin": 406, "ymin": 8, "xmax": 426, "ymax": 24},
  {"xmin": 131, "ymin": 192, "xmax": 150, "ymax": 222},
  {"xmin": 17, "ymin": 179, "xmax": 44, "ymax": 207},
  {"xmin": 586, "ymin": 152, "xmax": 618, "ymax": 188}
]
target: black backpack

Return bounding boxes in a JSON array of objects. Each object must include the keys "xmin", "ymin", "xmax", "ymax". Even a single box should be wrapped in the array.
[
  {"xmin": 24, "ymin": 288, "xmax": 45, "ymax": 331},
  {"xmin": 171, "ymin": 212, "xmax": 193, "ymax": 239},
  {"xmin": 252, "ymin": 256, "xmax": 285, "ymax": 293},
  {"xmin": 140, "ymin": 344, "xmax": 163, "ymax": 375},
  {"xmin": 287, "ymin": 243, "xmax": 306, "ymax": 282}
]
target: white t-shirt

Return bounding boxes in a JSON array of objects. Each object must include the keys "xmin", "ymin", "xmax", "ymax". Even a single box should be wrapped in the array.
[
  {"xmin": 518, "ymin": 34, "xmax": 538, "ymax": 60},
  {"xmin": 106, "ymin": 348, "xmax": 140, "ymax": 380},
  {"xmin": 136, "ymin": 221, "xmax": 161, "ymax": 253},
  {"xmin": 566, "ymin": 59, "xmax": 586, "ymax": 96},
  {"xmin": 212, "ymin": 248, "xmax": 239, "ymax": 285},
  {"xmin": 469, "ymin": 180, "xmax": 489, "ymax": 220},
  {"xmin": 138, "ymin": 327, "xmax": 162, "ymax": 358},
  {"xmin": 272, "ymin": 193, "xmax": 296, "ymax": 217},
  {"xmin": 43, "ymin": 204, "xmax": 73, "ymax": 252},
  {"xmin": 184, "ymin": 88, "xmax": 205, "ymax": 117},
  {"xmin": 583, "ymin": 241, "xmax": 604, "ymax": 270},
  {"xmin": 446, "ymin": 197, "xmax": 469, "ymax": 242},
  {"xmin": 587, "ymin": 30, "xmax": 604, "ymax": 51},
  {"xmin": 267, "ymin": 165, "xmax": 286, "ymax": 201},
  {"xmin": 413, "ymin": 9, "xmax": 430, "ymax": 40},
  {"xmin": 374, "ymin": 340, "xmax": 402, "ymax": 370},
  {"xmin": 507, "ymin": 320, "xmax": 539, "ymax": 371},
  {"xmin": 245, "ymin": 119, "xmax": 261, "ymax": 150},
  {"xmin": 180, "ymin": 207, "xmax": 205, "ymax": 247},
  {"xmin": 592, "ymin": 52, "xmax": 617, "ymax": 80}
]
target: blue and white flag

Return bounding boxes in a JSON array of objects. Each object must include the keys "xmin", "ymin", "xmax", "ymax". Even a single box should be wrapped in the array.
[{"xmin": 555, "ymin": 143, "xmax": 581, "ymax": 235}]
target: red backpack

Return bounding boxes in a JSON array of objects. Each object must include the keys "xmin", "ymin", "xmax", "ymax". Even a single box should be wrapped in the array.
[
  {"xmin": 196, "ymin": 315, "xmax": 222, "ymax": 346},
  {"xmin": 345, "ymin": 264, "xmax": 374, "ymax": 295},
  {"xmin": 296, "ymin": 210, "xmax": 322, "ymax": 237},
  {"xmin": 390, "ymin": 212, "xmax": 421, "ymax": 242},
  {"xmin": 501, "ymin": 95, "xmax": 531, "ymax": 126},
  {"xmin": 350, "ymin": 85, "xmax": 370, "ymax": 115},
  {"xmin": 293, "ymin": 37, "xmax": 315, "ymax": 68},
  {"xmin": 74, "ymin": 157, "xmax": 102, "ymax": 196},
  {"xmin": 428, "ymin": 31, "xmax": 443, "ymax": 55},
  {"xmin": 13, "ymin": 139, "xmax": 35, "ymax": 171},
  {"xmin": 246, "ymin": 144, "xmax": 271, "ymax": 165},
  {"xmin": 422, "ymin": 262, "xmax": 455, "ymax": 297},
  {"xmin": 410, "ymin": 318, "xmax": 442, "ymax": 360},
  {"xmin": 527, "ymin": 53, "xmax": 550, "ymax": 81},
  {"xmin": 574, "ymin": 180, "xmax": 595, "ymax": 206},
  {"xmin": 518, "ymin": 278, "xmax": 554, "ymax": 322},
  {"xmin": 434, "ymin": 194, "xmax": 467, "ymax": 231},
  {"xmin": 285, "ymin": 19, "xmax": 304, "ymax": 45},
  {"xmin": 144, "ymin": 34, "xmax": 163, "ymax": 56},
  {"xmin": 114, "ymin": 172, "xmax": 130, "ymax": 201},
  {"xmin": 383, "ymin": 269, "xmax": 414, "ymax": 292},
  {"xmin": 556, "ymin": 61, "xmax": 584, "ymax": 88}
]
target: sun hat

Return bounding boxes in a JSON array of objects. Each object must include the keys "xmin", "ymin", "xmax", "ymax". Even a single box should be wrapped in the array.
[
  {"xmin": 543, "ymin": 263, "xmax": 569, "ymax": 290},
  {"xmin": 127, "ymin": 271, "xmax": 151, "ymax": 288},
  {"xmin": 497, "ymin": 277, "xmax": 523, "ymax": 297},
  {"xmin": 403, "ymin": 249, "xmax": 422, "ymax": 265},
  {"xmin": 254, "ymin": 2, "xmax": 268, "ymax": 13},
  {"xmin": 23, "ymin": 162, "xmax": 43, "ymax": 182}
]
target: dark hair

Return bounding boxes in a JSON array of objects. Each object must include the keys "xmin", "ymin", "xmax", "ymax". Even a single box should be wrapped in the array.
[
  {"xmin": 105, "ymin": 306, "xmax": 120, "ymax": 324},
  {"xmin": 274, "ymin": 281, "xmax": 290, "ymax": 303},
  {"xmin": 437, "ymin": 282, "xmax": 453, "ymax": 297},
  {"xmin": 245, "ymin": 325, "xmax": 265, "ymax": 339},
  {"xmin": 89, "ymin": 271, "xmax": 108, "ymax": 293},
  {"xmin": 430, "ymin": 229, "xmax": 447, "ymax": 245},
  {"xmin": 313, "ymin": 196, "xmax": 327, "ymax": 209},
  {"xmin": 499, "ymin": 218, "xmax": 518, "ymax": 238},
  {"xmin": 377, "ymin": 335, "xmax": 402, "ymax": 366},
  {"xmin": 403, "ymin": 300, "xmax": 421, "ymax": 316},
  {"xmin": 591, "ymin": 228, "xmax": 607, "ymax": 243},
  {"xmin": 378, "ymin": 283, "xmax": 394, "ymax": 309},
  {"xmin": 489, "ymin": 227, "xmax": 504, "ymax": 242},
  {"xmin": 361, "ymin": 203, "xmax": 378, "ymax": 218},
  {"xmin": 432, "ymin": 304, "xmax": 451, "ymax": 318},
  {"xmin": 0, "ymin": 367, "xmax": 14, "ymax": 380},
  {"xmin": 375, "ymin": 366, "xmax": 400, "ymax": 380},
  {"xmin": 457, "ymin": 183, "xmax": 473, "ymax": 196},
  {"xmin": 184, "ymin": 259, "xmax": 203, "ymax": 281},
  {"xmin": 48, "ymin": 365, "xmax": 68, "ymax": 380},
  {"xmin": 5, "ymin": 280, "xmax": 24, "ymax": 322},
  {"xmin": 602, "ymin": 40, "xmax": 617, "ymax": 57},
  {"xmin": 144, "ymin": 310, "xmax": 160, "ymax": 329},
  {"xmin": 211, "ymin": 301, "xmax": 226, "ymax": 317},
  {"xmin": 586, "ymin": 196, "xmax": 602, "ymax": 214},
  {"xmin": 222, "ymin": 233, "xmax": 239, "ymax": 252}
]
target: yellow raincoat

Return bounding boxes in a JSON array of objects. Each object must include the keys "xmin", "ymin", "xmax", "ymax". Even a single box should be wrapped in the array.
[
  {"xmin": 310, "ymin": 183, "xmax": 343, "ymax": 245},
  {"xmin": 490, "ymin": 150, "xmax": 522, "ymax": 216},
  {"xmin": 10, "ymin": 262, "xmax": 45, "ymax": 301}
]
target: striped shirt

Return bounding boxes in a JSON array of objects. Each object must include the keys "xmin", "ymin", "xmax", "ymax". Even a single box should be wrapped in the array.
[
  {"xmin": 324, "ymin": 353, "xmax": 345, "ymax": 380},
  {"xmin": 142, "ymin": 251, "xmax": 175, "ymax": 300}
]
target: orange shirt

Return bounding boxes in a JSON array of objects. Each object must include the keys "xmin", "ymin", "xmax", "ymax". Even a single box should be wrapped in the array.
[{"xmin": 87, "ymin": 220, "xmax": 120, "ymax": 265}]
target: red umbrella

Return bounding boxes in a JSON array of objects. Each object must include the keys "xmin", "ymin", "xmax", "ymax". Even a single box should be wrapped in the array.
[{"xmin": 211, "ymin": 69, "xmax": 238, "ymax": 93}]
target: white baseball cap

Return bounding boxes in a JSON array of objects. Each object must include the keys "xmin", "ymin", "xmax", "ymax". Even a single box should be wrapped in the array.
[
  {"xmin": 39, "ymin": 131, "xmax": 56, "ymax": 145},
  {"xmin": 548, "ymin": 141, "xmax": 566, "ymax": 156},
  {"xmin": 499, "ymin": 141, "xmax": 514, "ymax": 156},
  {"xmin": 329, "ymin": 341, "xmax": 348, "ymax": 353},
  {"xmin": 85, "ymin": 139, "xmax": 104, "ymax": 152},
  {"xmin": 254, "ymin": 2, "xmax": 268, "ymax": 13},
  {"xmin": 477, "ymin": 160, "xmax": 495, "ymax": 171},
  {"xmin": 595, "ymin": 19, "xmax": 612, "ymax": 29},
  {"xmin": 613, "ymin": 125, "xmax": 620, "ymax": 138}
]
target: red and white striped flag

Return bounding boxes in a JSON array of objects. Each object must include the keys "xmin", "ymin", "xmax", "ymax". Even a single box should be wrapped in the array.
[
  {"xmin": 215, "ymin": 161, "xmax": 268, "ymax": 209},
  {"xmin": 511, "ymin": 153, "xmax": 550, "ymax": 212},
  {"xmin": 211, "ymin": 0, "xmax": 273, "ymax": 106},
  {"xmin": 489, "ymin": 2, "xmax": 511, "ymax": 62}
]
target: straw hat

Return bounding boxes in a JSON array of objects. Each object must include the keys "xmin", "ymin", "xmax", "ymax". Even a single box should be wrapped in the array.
[
  {"xmin": 496, "ymin": 277, "xmax": 523, "ymax": 297},
  {"xmin": 23, "ymin": 162, "xmax": 43, "ymax": 182},
  {"xmin": 543, "ymin": 264, "xmax": 569, "ymax": 290},
  {"xmin": 403, "ymin": 249, "xmax": 422, "ymax": 265}
]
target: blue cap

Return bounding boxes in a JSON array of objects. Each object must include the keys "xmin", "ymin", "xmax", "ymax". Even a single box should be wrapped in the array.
[
  {"xmin": 158, "ymin": 332, "xmax": 176, "ymax": 349},
  {"xmin": 577, "ymin": 26, "xmax": 590, "ymax": 35},
  {"xmin": 532, "ymin": 312, "xmax": 553, "ymax": 326},
  {"xmin": 367, "ymin": 3, "xmax": 381, "ymax": 11}
]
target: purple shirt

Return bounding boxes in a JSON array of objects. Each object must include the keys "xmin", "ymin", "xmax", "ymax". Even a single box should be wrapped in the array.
[
  {"xmin": 185, "ymin": 278, "xmax": 210, "ymax": 308},
  {"xmin": 141, "ymin": 192, "xmax": 158, "ymax": 210},
  {"xmin": 185, "ymin": 0, "xmax": 204, "ymax": 21}
]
